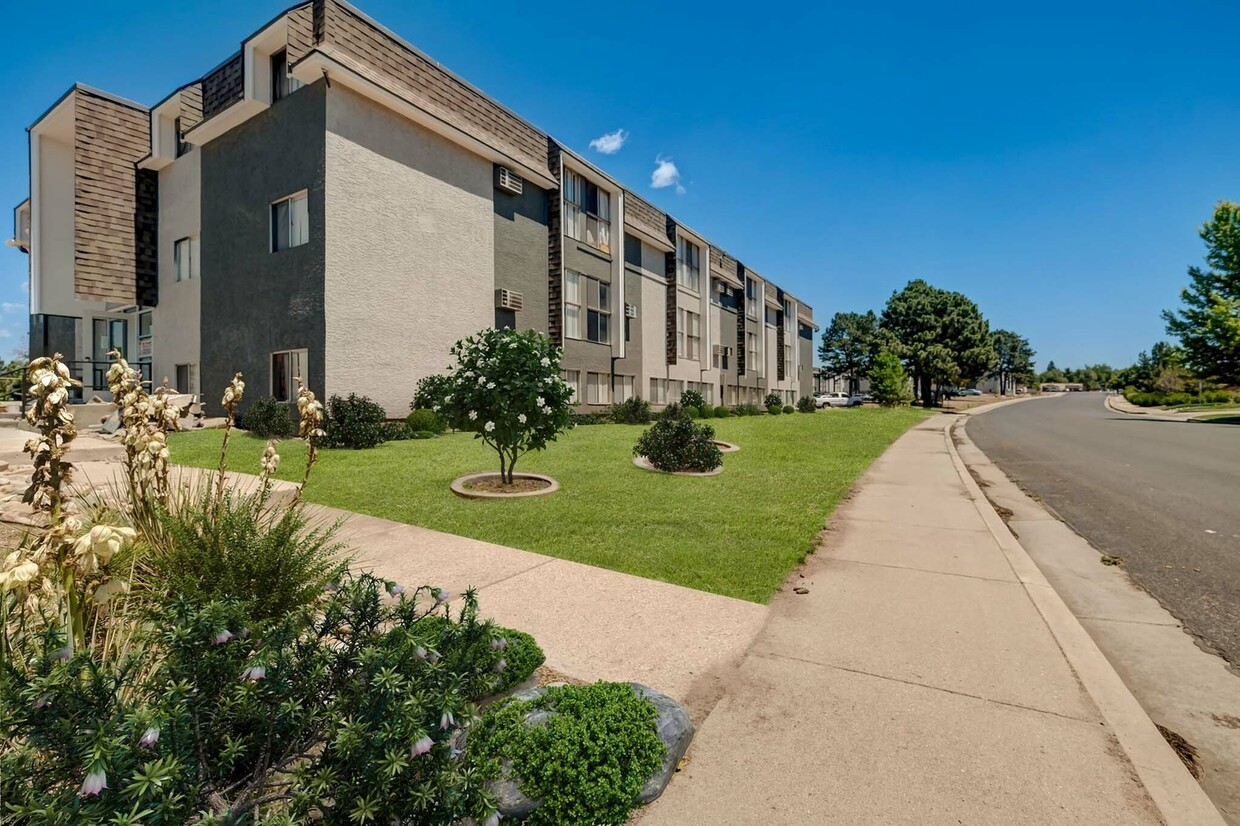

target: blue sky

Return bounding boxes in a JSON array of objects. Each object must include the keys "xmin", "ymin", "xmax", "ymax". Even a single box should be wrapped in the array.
[{"xmin": 3, "ymin": 1, "xmax": 1239, "ymax": 370}]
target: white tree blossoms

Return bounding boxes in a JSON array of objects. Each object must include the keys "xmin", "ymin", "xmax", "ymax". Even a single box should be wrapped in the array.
[{"xmin": 444, "ymin": 328, "xmax": 574, "ymax": 484}]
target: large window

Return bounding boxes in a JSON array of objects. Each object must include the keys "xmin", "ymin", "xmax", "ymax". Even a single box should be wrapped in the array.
[
  {"xmin": 271, "ymin": 349, "xmax": 307, "ymax": 403},
  {"xmin": 649, "ymin": 378, "xmax": 668, "ymax": 405},
  {"xmin": 565, "ymin": 271, "xmax": 610, "ymax": 344},
  {"xmin": 746, "ymin": 278, "xmax": 760, "ymax": 319},
  {"xmin": 562, "ymin": 370, "xmax": 580, "ymax": 404},
  {"xmin": 587, "ymin": 372, "xmax": 610, "ymax": 405},
  {"xmin": 272, "ymin": 192, "xmax": 309, "ymax": 251},
  {"xmin": 616, "ymin": 375, "xmax": 635, "ymax": 402},
  {"xmin": 746, "ymin": 331, "xmax": 759, "ymax": 371},
  {"xmin": 563, "ymin": 169, "xmax": 611, "ymax": 253},
  {"xmin": 677, "ymin": 237, "xmax": 701, "ymax": 293},
  {"xmin": 271, "ymin": 49, "xmax": 304, "ymax": 101},
  {"xmin": 174, "ymin": 236, "xmax": 199, "ymax": 281},
  {"xmin": 677, "ymin": 308, "xmax": 701, "ymax": 361},
  {"xmin": 713, "ymin": 345, "xmax": 731, "ymax": 370}
]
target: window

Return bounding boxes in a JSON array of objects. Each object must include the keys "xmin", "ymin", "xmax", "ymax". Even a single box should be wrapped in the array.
[
  {"xmin": 687, "ymin": 381, "xmax": 712, "ymax": 406},
  {"xmin": 174, "ymin": 116, "xmax": 189, "ymax": 157},
  {"xmin": 563, "ymin": 169, "xmax": 611, "ymax": 253},
  {"xmin": 649, "ymin": 378, "xmax": 668, "ymax": 405},
  {"xmin": 174, "ymin": 236, "xmax": 199, "ymax": 281},
  {"xmin": 138, "ymin": 309, "xmax": 152, "ymax": 340},
  {"xmin": 784, "ymin": 344, "xmax": 792, "ymax": 375},
  {"xmin": 566, "ymin": 272, "xmax": 610, "ymax": 344},
  {"xmin": 587, "ymin": 372, "xmax": 610, "ymax": 405},
  {"xmin": 677, "ymin": 309, "xmax": 701, "ymax": 361},
  {"xmin": 746, "ymin": 279, "xmax": 760, "ymax": 319},
  {"xmin": 677, "ymin": 237, "xmax": 701, "ymax": 293},
  {"xmin": 271, "ymin": 349, "xmax": 307, "ymax": 403},
  {"xmin": 272, "ymin": 192, "xmax": 309, "ymax": 251},
  {"xmin": 562, "ymin": 370, "xmax": 580, "ymax": 403},
  {"xmin": 175, "ymin": 363, "xmax": 200, "ymax": 394},
  {"xmin": 271, "ymin": 49, "xmax": 304, "ymax": 101},
  {"xmin": 616, "ymin": 375, "xmax": 635, "ymax": 402},
  {"xmin": 747, "ymin": 332, "xmax": 759, "ymax": 371},
  {"xmin": 713, "ymin": 345, "xmax": 731, "ymax": 370}
]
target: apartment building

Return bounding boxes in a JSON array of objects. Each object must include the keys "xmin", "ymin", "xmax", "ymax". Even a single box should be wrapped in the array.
[{"xmin": 11, "ymin": 1, "xmax": 815, "ymax": 416}]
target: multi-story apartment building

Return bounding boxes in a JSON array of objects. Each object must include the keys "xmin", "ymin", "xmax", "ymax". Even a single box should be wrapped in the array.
[{"xmin": 10, "ymin": 1, "xmax": 815, "ymax": 416}]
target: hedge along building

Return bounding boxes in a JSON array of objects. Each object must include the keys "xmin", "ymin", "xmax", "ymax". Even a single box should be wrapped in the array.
[{"xmin": 11, "ymin": 1, "xmax": 816, "ymax": 416}]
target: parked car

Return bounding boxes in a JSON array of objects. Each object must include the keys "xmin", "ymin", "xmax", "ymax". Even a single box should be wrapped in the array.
[
  {"xmin": 959, "ymin": 388, "xmax": 983, "ymax": 397},
  {"xmin": 846, "ymin": 393, "xmax": 866, "ymax": 407},
  {"xmin": 815, "ymin": 392, "xmax": 851, "ymax": 408}
]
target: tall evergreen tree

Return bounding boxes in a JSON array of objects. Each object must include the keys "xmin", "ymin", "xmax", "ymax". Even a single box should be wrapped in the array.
[
  {"xmin": 1163, "ymin": 201, "xmax": 1240, "ymax": 384},
  {"xmin": 818, "ymin": 311, "xmax": 880, "ymax": 394},
  {"xmin": 989, "ymin": 330, "xmax": 1036, "ymax": 395},
  {"xmin": 880, "ymin": 280, "xmax": 994, "ymax": 406}
]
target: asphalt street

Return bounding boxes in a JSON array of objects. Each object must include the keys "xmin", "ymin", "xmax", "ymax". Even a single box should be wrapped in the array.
[{"xmin": 968, "ymin": 393, "xmax": 1240, "ymax": 665}]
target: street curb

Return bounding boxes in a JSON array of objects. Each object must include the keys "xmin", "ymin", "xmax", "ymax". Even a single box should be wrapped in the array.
[{"xmin": 945, "ymin": 415, "xmax": 1225, "ymax": 826}]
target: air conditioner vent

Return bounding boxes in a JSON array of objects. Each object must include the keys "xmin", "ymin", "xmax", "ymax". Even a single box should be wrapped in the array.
[
  {"xmin": 495, "ymin": 289, "xmax": 524, "ymax": 311},
  {"xmin": 496, "ymin": 167, "xmax": 524, "ymax": 195},
  {"xmin": 625, "ymin": 303, "xmax": 637, "ymax": 318},
  {"xmin": 713, "ymin": 280, "xmax": 727, "ymax": 294}
]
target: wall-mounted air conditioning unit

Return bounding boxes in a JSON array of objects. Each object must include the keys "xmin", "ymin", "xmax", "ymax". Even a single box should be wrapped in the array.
[
  {"xmin": 495, "ymin": 289, "xmax": 524, "ymax": 311},
  {"xmin": 496, "ymin": 167, "xmax": 523, "ymax": 195},
  {"xmin": 625, "ymin": 303, "xmax": 637, "ymax": 318},
  {"xmin": 713, "ymin": 281, "xmax": 727, "ymax": 294}
]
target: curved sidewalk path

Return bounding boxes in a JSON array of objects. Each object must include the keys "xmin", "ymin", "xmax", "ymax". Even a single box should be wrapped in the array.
[{"xmin": 638, "ymin": 413, "xmax": 1187, "ymax": 825}]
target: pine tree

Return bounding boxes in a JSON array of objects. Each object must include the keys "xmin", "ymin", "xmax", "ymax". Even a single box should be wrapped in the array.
[
  {"xmin": 868, "ymin": 350, "xmax": 912, "ymax": 407},
  {"xmin": 1163, "ymin": 201, "xmax": 1240, "ymax": 383}
]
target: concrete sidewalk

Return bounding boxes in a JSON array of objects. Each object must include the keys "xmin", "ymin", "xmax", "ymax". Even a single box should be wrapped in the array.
[{"xmin": 638, "ymin": 414, "xmax": 1192, "ymax": 825}]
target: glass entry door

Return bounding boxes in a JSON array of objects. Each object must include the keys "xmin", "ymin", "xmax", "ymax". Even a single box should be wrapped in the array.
[{"xmin": 93, "ymin": 319, "xmax": 127, "ymax": 389}]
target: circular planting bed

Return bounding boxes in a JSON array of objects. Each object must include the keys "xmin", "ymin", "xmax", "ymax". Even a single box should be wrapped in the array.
[
  {"xmin": 632, "ymin": 456, "xmax": 724, "ymax": 477},
  {"xmin": 712, "ymin": 440, "xmax": 740, "ymax": 453},
  {"xmin": 451, "ymin": 472, "xmax": 560, "ymax": 499}
]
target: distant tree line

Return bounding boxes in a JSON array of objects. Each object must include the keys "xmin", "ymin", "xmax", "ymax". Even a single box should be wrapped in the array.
[{"xmin": 818, "ymin": 280, "xmax": 1035, "ymax": 407}]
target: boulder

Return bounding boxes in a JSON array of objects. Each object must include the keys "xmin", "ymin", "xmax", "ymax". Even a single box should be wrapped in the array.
[{"xmin": 484, "ymin": 683, "xmax": 694, "ymax": 818}]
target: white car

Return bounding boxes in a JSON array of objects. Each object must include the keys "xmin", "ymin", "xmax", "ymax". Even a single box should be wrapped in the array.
[{"xmin": 815, "ymin": 392, "xmax": 852, "ymax": 408}]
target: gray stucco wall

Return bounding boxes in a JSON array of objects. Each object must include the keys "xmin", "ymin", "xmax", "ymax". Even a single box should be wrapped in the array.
[
  {"xmin": 200, "ymin": 81, "xmax": 327, "ymax": 415},
  {"xmin": 493, "ymin": 167, "xmax": 549, "ymax": 334},
  {"xmin": 798, "ymin": 334, "xmax": 813, "ymax": 398},
  {"xmin": 564, "ymin": 241, "xmax": 611, "ymax": 283}
]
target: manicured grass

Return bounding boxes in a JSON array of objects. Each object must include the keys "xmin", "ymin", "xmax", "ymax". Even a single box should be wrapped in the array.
[
  {"xmin": 1191, "ymin": 413, "xmax": 1240, "ymax": 425},
  {"xmin": 168, "ymin": 408, "xmax": 930, "ymax": 602}
]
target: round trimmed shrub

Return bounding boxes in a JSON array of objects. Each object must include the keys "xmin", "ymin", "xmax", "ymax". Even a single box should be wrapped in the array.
[
  {"xmin": 324, "ymin": 393, "xmax": 388, "ymax": 449},
  {"xmin": 766, "ymin": 404, "xmax": 782, "ymax": 415},
  {"xmin": 240, "ymin": 395, "xmax": 296, "ymax": 438},
  {"xmin": 783, "ymin": 404, "xmax": 795, "ymax": 415},
  {"xmin": 407, "ymin": 407, "xmax": 447, "ymax": 434},
  {"xmin": 411, "ymin": 373, "xmax": 454, "ymax": 412},
  {"xmin": 683, "ymin": 405, "xmax": 701, "ymax": 419},
  {"xmin": 633, "ymin": 403, "xmax": 723, "ymax": 473},
  {"xmin": 679, "ymin": 388, "xmax": 707, "ymax": 411},
  {"xmin": 714, "ymin": 405, "xmax": 731, "ymax": 418},
  {"xmin": 700, "ymin": 405, "xmax": 716, "ymax": 419},
  {"xmin": 796, "ymin": 395, "xmax": 816, "ymax": 413},
  {"xmin": 610, "ymin": 396, "xmax": 653, "ymax": 425}
]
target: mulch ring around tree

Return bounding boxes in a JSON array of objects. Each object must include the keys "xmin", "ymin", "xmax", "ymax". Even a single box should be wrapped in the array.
[
  {"xmin": 632, "ymin": 456, "xmax": 724, "ymax": 477},
  {"xmin": 451, "ymin": 472, "xmax": 560, "ymax": 499}
]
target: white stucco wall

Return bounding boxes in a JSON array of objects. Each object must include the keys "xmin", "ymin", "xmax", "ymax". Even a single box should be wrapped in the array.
[
  {"xmin": 153, "ymin": 149, "xmax": 201, "ymax": 390},
  {"xmin": 637, "ymin": 241, "xmax": 666, "ymax": 395},
  {"xmin": 34, "ymin": 135, "xmax": 81, "ymax": 319},
  {"xmin": 324, "ymin": 86, "xmax": 494, "ymax": 416}
]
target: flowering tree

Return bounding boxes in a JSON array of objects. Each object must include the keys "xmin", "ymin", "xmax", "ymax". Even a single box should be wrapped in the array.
[{"xmin": 443, "ymin": 328, "xmax": 573, "ymax": 484}]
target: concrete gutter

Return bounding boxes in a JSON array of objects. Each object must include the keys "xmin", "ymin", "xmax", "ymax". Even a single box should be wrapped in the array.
[{"xmin": 949, "ymin": 403, "xmax": 1226, "ymax": 825}]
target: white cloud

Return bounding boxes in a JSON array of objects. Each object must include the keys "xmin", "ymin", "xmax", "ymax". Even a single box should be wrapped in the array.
[
  {"xmin": 651, "ymin": 156, "xmax": 685, "ymax": 194},
  {"xmin": 1, "ymin": 302, "xmax": 24, "ymax": 314},
  {"xmin": 588, "ymin": 128, "xmax": 628, "ymax": 155}
]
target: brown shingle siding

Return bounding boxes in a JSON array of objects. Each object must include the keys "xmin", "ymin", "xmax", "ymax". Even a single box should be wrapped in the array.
[
  {"xmin": 623, "ymin": 190, "xmax": 667, "ymax": 243},
  {"xmin": 317, "ymin": 0, "xmax": 550, "ymax": 178},
  {"xmin": 73, "ymin": 89, "xmax": 149, "ymax": 303},
  {"xmin": 179, "ymin": 84, "xmax": 204, "ymax": 131},
  {"xmin": 288, "ymin": 4, "xmax": 315, "ymax": 64},
  {"xmin": 202, "ymin": 53, "xmax": 243, "ymax": 120}
]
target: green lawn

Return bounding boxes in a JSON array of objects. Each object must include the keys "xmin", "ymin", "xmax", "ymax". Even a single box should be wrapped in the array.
[
  {"xmin": 1191, "ymin": 413, "xmax": 1240, "ymax": 425},
  {"xmin": 168, "ymin": 408, "xmax": 930, "ymax": 603}
]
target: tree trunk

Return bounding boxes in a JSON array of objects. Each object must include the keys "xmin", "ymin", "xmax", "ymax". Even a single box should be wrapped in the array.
[{"xmin": 920, "ymin": 375, "xmax": 934, "ymax": 408}]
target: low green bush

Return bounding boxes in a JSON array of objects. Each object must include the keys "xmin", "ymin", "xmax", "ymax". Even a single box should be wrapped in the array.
[
  {"xmin": 733, "ymin": 403, "xmax": 761, "ymax": 417},
  {"xmin": 411, "ymin": 430, "xmax": 438, "ymax": 439},
  {"xmin": 1200, "ymin": 390, "xmax": 1234, "ymax": 404},
  {"xmin": 324, "ymin": 393, "xmax": 388, "ymax": 449},
  {"xmin": 714, "ymin": 405, "xmax": 731, "ymax": 418},
  {"xmin": 634, "ymin": 403, "xmax": 723, "ymax": 472},
  {"xmin": 468, "ymin": 682, "xmax": 666, "ymax": 826},
  {"xmin": 683, "ymin": 405, "xmax": 702, "ymax": 419},
  {"xmin": 796, "ymin": 395, "xmax": 816, "ymax": 413},
  {"xmin": 766, "ymin": 404, "xmax": 783, "ymax": 415},
  {"xmin": 610, "ymin": 396, "xmax": 653, "ymax": 424},
  {"xmin": 383, "ymin": 421, "xmax": 413, "ymax": 441},
  {"xmin": 783, "ymin": 404, "xmax": 795, "ymax": 414},
  {"xmin": 412, "ymin": 615, "xmax": 545, "ymax": 700},
  {"xmin": 411, "ymin": 373, "xmax": 455, "ymax": 412},
  {"xmin": 700, "ymin": 405, "xmax": 716, "ymax": 419},
  {"xmin": 763, "ymin": 392, "xmax": 782, "ymax": 408},
  {"xmin": 570, "ymin": 411, "xmax": 610, "ymax": 426},
  {"xmin": 407, "ymin": 407, "xmax": 447, "ymax": 434},
  {"xmin": 239, "ymin": 395, "xmax": 296, "ymax": 439},
  {"xmin": 679, "ymin": 388, "xmax": 707, "ymax": 411}
]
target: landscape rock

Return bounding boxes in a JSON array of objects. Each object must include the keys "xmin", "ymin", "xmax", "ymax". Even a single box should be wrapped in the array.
[{"xmin": 483, "ymin": 683, "xmax": 694, "ymax": 818}]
